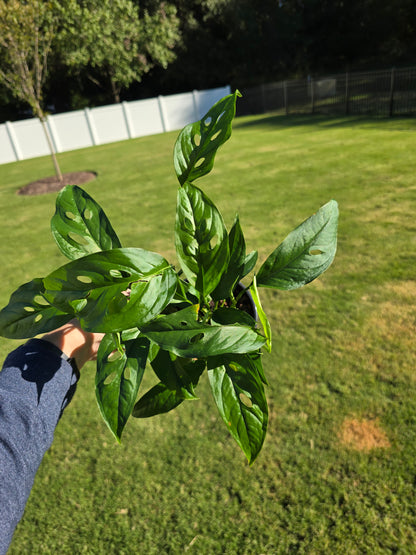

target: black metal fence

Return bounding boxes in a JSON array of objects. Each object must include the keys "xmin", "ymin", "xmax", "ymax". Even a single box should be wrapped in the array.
[{"xmin": 237, "ymin": 67, "xmax": 416, "ymax": 118}]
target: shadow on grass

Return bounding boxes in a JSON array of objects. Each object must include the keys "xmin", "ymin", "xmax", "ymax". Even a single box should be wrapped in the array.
[{"xmin": 233, "ymin": 112, "xmax": 416, "ymax": 131}]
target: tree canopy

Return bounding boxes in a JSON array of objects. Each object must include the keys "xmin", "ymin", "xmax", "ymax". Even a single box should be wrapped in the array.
[{"xmin": 58, "ymin": 0, "xmax": 181, "ymax": 103}]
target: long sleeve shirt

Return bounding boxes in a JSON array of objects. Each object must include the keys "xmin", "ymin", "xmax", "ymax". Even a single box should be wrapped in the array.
[{"xmin": 0, "ymin": 339, "xmax": 79, "ymax": 554}]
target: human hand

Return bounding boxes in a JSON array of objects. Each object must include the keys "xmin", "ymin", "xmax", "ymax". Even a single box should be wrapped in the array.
[{"xmin": 41, "ymin": 319, "xmax": 104, "ymax": 370}]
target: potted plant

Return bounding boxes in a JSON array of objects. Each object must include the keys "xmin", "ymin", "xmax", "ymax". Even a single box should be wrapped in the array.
[{"xmin": 0, "ymin": 91, "xmax": 338, "ymax": 463}]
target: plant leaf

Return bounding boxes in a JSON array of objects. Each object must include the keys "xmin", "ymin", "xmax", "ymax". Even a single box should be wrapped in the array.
[
  {"xmin": 151, "ymin": 348, "xmax": 205, "ymax": 399},
  {"xmin": 140, "ymin": 305, "xmax": 266, "ymax": 358},
  {"xmin": 43, "ymin": 247, "xmax": 178, "ymax": 332},
  {"xmin": 132, "ymin": 383, "xmax": 185, "ymax": 418},
  {"xmin": 242, "ymin": 250, "xmax": 258, "ymax": 278},
  {"xmin": 51, "ymin": 185, "xmax": 121, "ymax": 260},
  {"xmin": 96, "ymin": 334, "xmax": 150, "ymax": 441},
  {"xmin": 257, "ymin": 200, "xmax": 339, "ymax": 290},
  {"xmin": 175, "ymin": 182, "xmax": 229, "ymax": 297},
  {"xmin": 250, "ymin": 276, "xmax": 272, "ymax": 352},
  {"xmin": 208, "ymin": 354, "xmax": 268, "ymax": 464},
  {"xmin": 174, "ymin": 90, "xmax": 241, "ymax": 185},
  {"xmin": 0, "ymin": 278, "xmax": 72, "ymax": 339},
  {"xmin": 212, "ymin": 215, "xmax": 246, "ymax": 301}
]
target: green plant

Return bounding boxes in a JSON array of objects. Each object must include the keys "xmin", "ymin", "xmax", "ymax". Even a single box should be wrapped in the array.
[{"xmin": 0, "ymin": 91, "xmax": 338, "ymax": 463}]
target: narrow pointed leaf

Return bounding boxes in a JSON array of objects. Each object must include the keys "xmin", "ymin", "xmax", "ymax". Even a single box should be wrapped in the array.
[
  {"xmin": 132, "ymin": 383, "xmax": 185, "ymax": 418},
  {"xmin": 151, "ymin": 348, "xmax": 205, "ymax": 399},
  {"xmin": 257, "ymin": 200, "xmax": 339, "ymax": 290},
  {"xmin": 175, "ymin": 182, "xmax": 229, "ymax": 297},
  {"xmin": 208, "ymin": 354, "xmax": 268, "ymax": 464},
  {"xmin": 242, "ymin": 250, "xmax": 258, "ymax": 278},
  {"xmin": 140, "ymin": 305, "xmax": 265, "ymax": 358},
  {"xmin": 174, "ymin": 90, "xmax": 241, "ymax": 185},
  {"xmin": 96, "ymin": 334, "xmax": 150, "ymax": 441},
  {"xmin": 0, "ymin": 278, "xmax": 72, "ymax": 339},
  {"xmin": 212, "ymin": 215, "xmax": 246, "ymax": 301},
  {"xmin": 43, "ymin": 248, "xmax": 177, "ymax": 332},
  {"xmin": 250, "ymin": 276, "xmax": 272, "ymax": 352},
  {"xmin": 51, "ymin": 185, "xmax": 121, "ymax": 260}
]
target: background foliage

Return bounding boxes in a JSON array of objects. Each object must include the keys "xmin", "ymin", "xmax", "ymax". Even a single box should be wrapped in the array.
[
  {"xmin": 1, "ymin": 0, "xmax": 415, "ymax": 119},
  {"xmin": 0, "ymin": 111, "xmax": 415, "ymax": 552}
]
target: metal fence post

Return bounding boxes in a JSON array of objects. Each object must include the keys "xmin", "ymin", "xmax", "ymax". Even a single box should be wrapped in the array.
[
  {"xmin": 310, "ymin": 78, "xmax": 315, "ymax": 114},
  {"xmin": 284, "ymin": 81, "xmax": 288, "ymax": 115},
  {"xmin": 389, "ymin": 67, "xmax": 396, "ymax": 117},
  {"xmin": 345, "ymin": 72, "xmax": 350, "ymax": 115}
]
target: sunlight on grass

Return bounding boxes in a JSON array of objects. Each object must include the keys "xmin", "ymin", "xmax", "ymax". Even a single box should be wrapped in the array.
[{"xmin": 1, "ymin": 113, "xmax": 416, "ymax": 553}]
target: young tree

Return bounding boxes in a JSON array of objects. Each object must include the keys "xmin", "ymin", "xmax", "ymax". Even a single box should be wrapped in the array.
[
  {"xmin": 60, "ymin": 0, "xmax": 181, "ymax": 103},
  {"xmin": 0, "ymin": 0, "xmax": 63, "ymax": 181}
]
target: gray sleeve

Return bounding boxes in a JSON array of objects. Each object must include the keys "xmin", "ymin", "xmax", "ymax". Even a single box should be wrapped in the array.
[{"xmin": 0, "ymin": 339, "xmax": 80, "ymax": 554}]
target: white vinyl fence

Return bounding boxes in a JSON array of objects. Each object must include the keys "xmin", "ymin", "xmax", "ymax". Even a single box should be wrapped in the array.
[{"xmin": 0, "ymin": 86, "xmax": 231, "ymax": 165}]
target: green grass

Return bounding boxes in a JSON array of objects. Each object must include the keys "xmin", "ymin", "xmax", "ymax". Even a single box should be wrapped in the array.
[{"xmin": 1, "ymin": 113, "xmax": 416, "ymax": 553}]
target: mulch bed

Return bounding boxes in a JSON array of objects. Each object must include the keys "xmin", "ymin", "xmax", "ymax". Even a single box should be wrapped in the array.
[{"xmin": 17, "ymin": 171, "xmax": 97, "ymax": 196}]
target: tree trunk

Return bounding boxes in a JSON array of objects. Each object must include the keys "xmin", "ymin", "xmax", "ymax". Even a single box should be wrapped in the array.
[{"xmin": 39, "ymin": 114, "xmax": 63, "ymax": 183}]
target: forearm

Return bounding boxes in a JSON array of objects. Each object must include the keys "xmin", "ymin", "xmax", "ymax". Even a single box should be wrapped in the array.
[{"xmin": 0, "ymin": 339, "xmax": 79, "ymax": 554}]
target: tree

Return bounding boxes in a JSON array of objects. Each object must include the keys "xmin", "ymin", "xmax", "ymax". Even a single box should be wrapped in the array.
[
  {"xmin": 0, "ymin": 0, "xmax": 63, "ymax": 181},
  {"xmin": 59, "ymin": 0, "xmax": 181, "ymax": 103}
]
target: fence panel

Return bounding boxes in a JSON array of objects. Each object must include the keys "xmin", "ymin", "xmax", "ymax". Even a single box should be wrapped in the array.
[
  {"xmin": 11, "ymin": 119, "xmax": 50, "ymax": 160},
  {"xmin": 0, "ymin": 85, "xmax": 231, "ymax": 165},
  {"xmin": 238, "ymin": 66, "xmax": 416, "ymax": 119},
  {"xmin": 52, "ymin": 110, "xmax": 94, "ymax": 152},
  {"xmin": 127, "ymin": 98, "xmax": 164, "ymax": 137}
]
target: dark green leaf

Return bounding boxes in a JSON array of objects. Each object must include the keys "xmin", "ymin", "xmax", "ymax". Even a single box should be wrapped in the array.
[
  {"xmin": 250, "ymin": 276, "xmax": 272, "ymax": 352},
  {"xmin": 211, "ymin": 306, "xmax": 257, "ymax": 328},
  {"xmin": 257, "ymin": 200, "xmax": 339, "ymax": 290},
  {"xmin": 151, "ymin": 348, "xmax": 205, "ymax": 399},
  {"xmin": 242, "ymin": 250, "xmax": 258, "ymax": 278},
  {"xmin": 208, "ymin": 354, "xmax": 268, "ymax": 464},
  {"xmin": 132, "ymin": 383, "xmax": 184, "ymax": 418},
  {"xmin": 175, "ymin": 183, "xmax": 229, "ymax": 297},
  {"xmin": 212, "ymin": 215, "xmax": 246, "ymax": 300},
  {"xmin": 174, "ymin": 90, "xmax": 241, "ymax": 185},
  {"xmin": 140, "ymin": 305, "xmax": 265, "ymax": 358},
  {"xmin": 0, "ymin": 278, "xmax": 72, "ymax": 339},
  {"xmin": 96, "ymin": 334, "xmax": 150, "ymax": 441},
  {"xmin": 43, "ymin": 248, "xmax": 177, "ymax": 332},
  {"xmin": 51, "ymin": 185, "xmax": 121, "ymax": 260}
]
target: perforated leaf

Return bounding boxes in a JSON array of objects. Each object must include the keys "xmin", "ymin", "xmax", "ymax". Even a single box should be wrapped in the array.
[
  {"xmin": 257, "ymin": 200, "xmax": 338, "ymax": 290},
  {"xmin": 0, "ymin": 278, "xmax": 72, "ymax": 339},
  {"xmin": 175, "ymin": 182, "xmax": 229, "ymax": 297},
  {"xmin": 43, "ymin": 248, "xmax": 177, "ymax": 332},
  {"xmin": 174, "ymin": 90, "xmax": 241, "ymax": 185},
  {"xmin": 96, "ymin": 334, "xmax": 150, "ymax": 441},
  {"xmin": 150, "ymin": 348, "xmax": 205, "ymax": 399},
  {"xmin": 51, "ymin": 185, "xmax": 121, "ymax": 260},
  {"xmin": 208, "ymin": 354, "xmax": 268, "ymax": 464},
  {"xmin": 140, "ymin": 305, "xmax": 265, "ymax": 358}
]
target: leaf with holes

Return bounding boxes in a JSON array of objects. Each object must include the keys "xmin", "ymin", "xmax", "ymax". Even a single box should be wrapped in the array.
[
  {"xmin": 208, "ymin": 354, "xmax": 268, "ymax": 464},
  {"xmin": 43, "ymin": 248, "xmax": 178, "ymax": 332},
  {"xmin": 140, "ymin": 305, "xmax": 265, "ymax": 358},
  {"xmin": 212, "ymin": 215, "xmax": 247, "ymax": 301},
  {"xmin": 51, "ymin": 185, "xmax": 121, "ymax": 260},
  {"xmin": 151, "ymin": 348, "xmax": 205, "ymax": 399},
  {"xmin": 0, "ymin": 278, "xmax": 72, "ymax": 339},
  {"xmin": 174, "ymin": 90, "xmax": 241, "ymax": 185},
  {"xmin": 96, "ymin": 334, "xmax": 150, "ymax": 441},
  {"xmin": 132, "ymin": 382, "xmax": 185, "ymax": 418},
  {"xmin": 175, "ymin": 182, "xmax": 229, "ymax": 297},
  {"xmin": 257, "ymin": 200, "xmax": 339, "ymax": 290}
]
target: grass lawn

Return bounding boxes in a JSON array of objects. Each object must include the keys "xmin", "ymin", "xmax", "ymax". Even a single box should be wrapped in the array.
[{"xmin": 1, "ymin": 112, "xmax": 416, "ymax": 553}]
